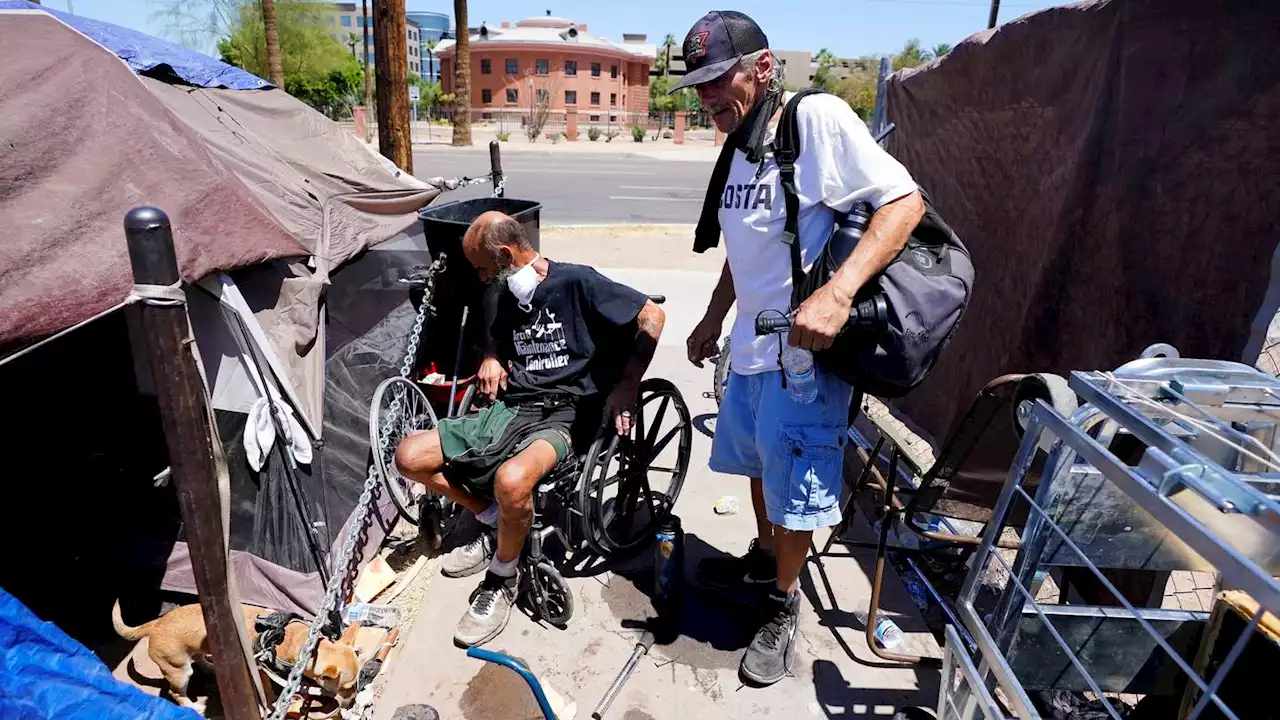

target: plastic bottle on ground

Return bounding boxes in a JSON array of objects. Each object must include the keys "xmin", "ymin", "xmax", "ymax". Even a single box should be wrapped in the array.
[
  {"xmin": 874, "ymin": 616, "xmax": 904, "ymax": 649},
  {"xmin": 781, "ymin": 338, "xmax": 818, "ymax": 404}
]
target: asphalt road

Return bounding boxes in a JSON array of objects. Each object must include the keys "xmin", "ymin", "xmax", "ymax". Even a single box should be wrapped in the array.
[{"xmin": 413, "ymin": 146, "xmax": 713, "ymax": 225}]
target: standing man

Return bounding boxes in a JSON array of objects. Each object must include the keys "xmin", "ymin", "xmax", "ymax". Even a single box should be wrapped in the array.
[{"xmin": 677, "ymin": 11, "xmax": 925, "ymax": 685}]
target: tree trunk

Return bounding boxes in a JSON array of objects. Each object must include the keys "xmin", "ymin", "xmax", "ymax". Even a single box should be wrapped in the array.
[
  {"xmin": 451, "ymin": 0, "xmax": 472, "ymax": 146},
  {"xmin": 261, "ymin": 0, "xmax": 284, "ymax": 88},
  {"xmin": 362, "ymin": 0, "xmax": 373, "ymax": 142},
  {"xmin": 373, "ymin": 0, "xmax": 413, "ymax": 173}
]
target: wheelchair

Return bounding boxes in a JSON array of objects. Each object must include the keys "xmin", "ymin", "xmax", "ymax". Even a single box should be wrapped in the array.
[{"xmin": 369, "ymin": 295, "xmax": 693, "ymax": 627}]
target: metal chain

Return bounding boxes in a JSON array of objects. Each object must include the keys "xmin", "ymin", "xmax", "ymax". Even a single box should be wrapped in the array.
[
  {"xmin": 268, "ymin": 290, "xmax": 433, "ymax": 720},
  {"xmin": 492, "ymin": 175, "xmax": 507, "ymax": 198}
]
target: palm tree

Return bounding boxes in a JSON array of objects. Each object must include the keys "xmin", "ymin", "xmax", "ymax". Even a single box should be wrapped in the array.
[
  {"xmin": 362, "ymin": 0, "xmax": 372, "ymax": 141},
  {"xmin": 933, "ymin": 43, "xmax": 952, "ymax": 58},
  {"xmin": 451, "ymin": 0, "xmax": 472, "ymax": 146},
  {"xmin": 663, "ymin": 33, "xmax": 675, "ymax": 78},
  {"xmin": 261, "ymin": 0, "xmax": 284, "ymax": 87},
  {"xmin": 425, "ymin": 37, "xmax": 438, "ymax": 83},
  {"xmin": 813, "ymin": 48, "xmax": 838, "ymax": 91}
]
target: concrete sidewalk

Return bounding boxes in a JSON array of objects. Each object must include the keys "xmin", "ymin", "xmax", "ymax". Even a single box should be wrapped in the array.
[
  {"xmin": 348, "ymin": 123, "xmax": 723, "ymax": 163},
  {"xmin": 368, "ymin": 238, "xmax": 941, "ymax": 720}
]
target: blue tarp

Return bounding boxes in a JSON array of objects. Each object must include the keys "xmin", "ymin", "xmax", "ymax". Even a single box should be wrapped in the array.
[
  {"xmin": 0, "ymin": 0, "xmax": 270, "ymax": 90},
  {"xmin": 0, "ymin": 589, "xmax": 198, "ymax": 720}
]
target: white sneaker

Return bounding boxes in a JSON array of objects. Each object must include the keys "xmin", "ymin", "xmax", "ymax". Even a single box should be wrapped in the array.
[{"xmin": 441, "ymin": 527, "xmax": 496, "ymax": 578}]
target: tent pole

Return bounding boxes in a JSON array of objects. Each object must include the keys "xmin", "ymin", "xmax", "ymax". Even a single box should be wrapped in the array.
[{"xmin": 124, "ymin": 207, "xmax": 264, "ymax": 720}]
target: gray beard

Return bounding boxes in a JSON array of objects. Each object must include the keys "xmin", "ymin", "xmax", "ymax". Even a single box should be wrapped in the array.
[{"xmin": 488, "ymin": 264, "xmax": 517, "ymax": 287}]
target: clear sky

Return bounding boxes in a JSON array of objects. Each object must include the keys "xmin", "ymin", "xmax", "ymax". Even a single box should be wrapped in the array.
[{"xmin": 59, "ymin": 0, "xmax": 1063, "ymax": 59}]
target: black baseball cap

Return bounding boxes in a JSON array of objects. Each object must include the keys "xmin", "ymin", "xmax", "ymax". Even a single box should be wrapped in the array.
[{"xmin": 670, "ymin": 11, "xmax": 769, "ymax": 91}]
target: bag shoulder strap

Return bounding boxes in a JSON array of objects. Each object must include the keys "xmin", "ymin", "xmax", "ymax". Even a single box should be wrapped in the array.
[{"xmin": 775, "ymin": 88, "xmax": 825, "ymax": 294}]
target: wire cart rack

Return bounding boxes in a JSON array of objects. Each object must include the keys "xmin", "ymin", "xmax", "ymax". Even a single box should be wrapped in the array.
[{"xmin": 939, "ymin": 351, "xmax": 1280, "ymax": 719}]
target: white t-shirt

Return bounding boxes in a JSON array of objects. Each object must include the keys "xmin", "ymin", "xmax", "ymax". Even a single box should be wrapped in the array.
[{"xmin": 720, "ymin": 92, "xmax": 918, "ymax": 375}]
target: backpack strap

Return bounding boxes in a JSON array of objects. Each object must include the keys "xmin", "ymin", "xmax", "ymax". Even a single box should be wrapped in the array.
[{"xmin": 775, "ymin": 88, "xmax": 825, "ymax": 298}]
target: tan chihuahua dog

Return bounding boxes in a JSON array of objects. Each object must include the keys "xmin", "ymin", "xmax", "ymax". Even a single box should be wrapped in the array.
[{"xmin": 113, "ymin": 601, "xmax": 360, "ymax": 711}]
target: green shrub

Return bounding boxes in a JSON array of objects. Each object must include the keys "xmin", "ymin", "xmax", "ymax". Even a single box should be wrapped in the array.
[
  {"xmin": 631, "ymin": 124, "xmax": 645, "ymax": 142},
  {"xmin": 496, "ymin": 131, "xmax": 510, "ymax": 142},
  {"xmin": 587, "ymin": 125, "xmax": 601, "ymax": 141}
]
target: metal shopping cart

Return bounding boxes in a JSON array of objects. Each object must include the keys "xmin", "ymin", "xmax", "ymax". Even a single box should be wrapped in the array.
[{"xmin": 938, "ymin": 349, "xmax": 1280, "ymax": 719}]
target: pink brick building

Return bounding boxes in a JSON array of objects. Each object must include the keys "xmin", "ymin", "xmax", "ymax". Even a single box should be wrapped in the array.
[{"xmin": 434, "ymin": 14, "xmax": 654, "ymax": 119}]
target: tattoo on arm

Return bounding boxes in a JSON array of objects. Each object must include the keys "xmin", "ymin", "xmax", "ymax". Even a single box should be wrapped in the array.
[{"xmin": 621, "ymin": 301, "xmax": 665, "ymax": 385}]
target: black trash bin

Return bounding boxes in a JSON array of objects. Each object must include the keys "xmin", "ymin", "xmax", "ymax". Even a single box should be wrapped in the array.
[{"xmin": 415, "ymin": 197, "xmax": 542, "ymax": 396}]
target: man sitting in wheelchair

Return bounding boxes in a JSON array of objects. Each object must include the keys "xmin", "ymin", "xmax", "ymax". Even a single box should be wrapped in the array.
[{"xmin": 395, "ymin": 210, "xmax": 665, "ymax": 647}]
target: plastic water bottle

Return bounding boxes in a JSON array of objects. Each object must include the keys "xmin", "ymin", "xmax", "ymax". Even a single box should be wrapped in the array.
[
  {"xmin": 781, "ymin": 340, "xmax": 818, "ymax": 404},
  {"xmin": 874, "ymin": 616, "xmax": 904, "ymax": 649}
]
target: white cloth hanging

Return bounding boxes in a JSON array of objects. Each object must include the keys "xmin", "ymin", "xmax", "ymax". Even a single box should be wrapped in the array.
[{"xmin": 244, "ymin": 394, "xmax": 312, "ymax": 471}]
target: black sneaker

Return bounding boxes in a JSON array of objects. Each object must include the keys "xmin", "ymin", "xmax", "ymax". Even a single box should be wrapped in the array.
[
  {"xmin": 740, "ymin": 588, "xmax": 801, "ymax": 686},
  {"xmin": 694, "ymin": 539, "xmax": 778, "ymax": 594}
]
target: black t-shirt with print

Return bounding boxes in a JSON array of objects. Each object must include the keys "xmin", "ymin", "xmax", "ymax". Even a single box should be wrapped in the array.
[{"xmin": 490, "ymin": 260, "xmax": 647, "ymax": 403}]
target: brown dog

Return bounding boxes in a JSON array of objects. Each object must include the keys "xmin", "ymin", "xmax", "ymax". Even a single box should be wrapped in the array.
[{"xmin": 112, "ymin": 601, "xmax": 360, "ymax": 711}]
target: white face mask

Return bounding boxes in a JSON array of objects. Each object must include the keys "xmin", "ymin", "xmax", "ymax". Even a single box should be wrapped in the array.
[{"xmin": 506, "ymin": 253, "xmax": 540, "ymax": 310}]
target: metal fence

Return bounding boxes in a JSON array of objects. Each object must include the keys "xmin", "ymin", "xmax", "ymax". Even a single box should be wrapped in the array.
[{"xmin": 940, "ymin": 352, "xmax": 1280, "ymax": 719}]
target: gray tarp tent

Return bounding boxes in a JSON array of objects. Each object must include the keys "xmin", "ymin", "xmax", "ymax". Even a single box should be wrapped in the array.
[{"xmin": 0, "ymin": 3, "xmax": 446, "ymax": 647}]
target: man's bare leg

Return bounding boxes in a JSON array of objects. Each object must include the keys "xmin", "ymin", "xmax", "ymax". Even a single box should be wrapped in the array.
[
  {"xmin": 750, "ymin": 477, "xmax": 775, "ymax": 553},
  {"xmin": 491, "ymin": 439, "xmax": 560, "ymax": 565},
  {"xmin": 772, "ymin": 527, "xmax": 811, "ymax": 595},
  {"xmin": 453, "ymin": 439, "xmax": 558, "ymax": 648},
  {"xmin": 394, "ymin": 429, "xmax": 489, "ymax": 516}
]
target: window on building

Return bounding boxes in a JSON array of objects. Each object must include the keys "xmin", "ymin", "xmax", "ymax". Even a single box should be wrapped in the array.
[
  {"xmin": 590, "ymin": 114, "xmax": 600, "ymax": 121},
  {"xmin": 564, "ymin": 60, "xmax": 577, "ymax": 76},
  {"xmin": 482, "ymin": 88, "xmax": 493, "ymax": 104},
  {"xmin": 590, "ymin": 91, "xmax": 600, "ymax": 106},
  {"xmin": 591, "ymin": 62, "xmax": 601, "ymax": 77},
  {"xmin": 480, "ymin": 58, "xmax": 491, "ymax": 74},
  {"xmin": 366, "ymin": 52, "xmax": 374, "ymax": 64},
  {"xmin": 609, "ymin": 93, "xmax": 617, "ymax": 106},
  {"xmin": 610, "ymin": 64, "xmax": 618, "ymax": 79},
  {"xmin": 536, "ymin": 59, "xmax": 549, "ymax": 75},
  {"xmin": 341, "ymin": 15, "xmax": 351, "ymax": 27},
  {"xmin": 565, "ymin": 90, "xmax": 577, "ymax": 105},
  {"xmin": 357, "ymin": 16, "xmax": 365, "ymax": 27},
  {"xmin": 506, "ymin": 88, "xmax": 518, "ymax": 104},
  {"xmin": 505, "ymin": 58, "xmax": 517, "ymax": 74}
]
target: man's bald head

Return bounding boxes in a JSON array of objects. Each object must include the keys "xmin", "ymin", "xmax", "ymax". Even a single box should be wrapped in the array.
[{"xmin": 461, "ymin": 211, "xmax": 535, "ymax": 282}]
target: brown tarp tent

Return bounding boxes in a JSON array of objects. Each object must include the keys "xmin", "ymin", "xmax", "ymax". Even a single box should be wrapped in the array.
[
  {"xmin": 883, "ymin": 0, "xmax": 1280, "ymax": 449},
  {"xmin": 0, "ymin": 6, "xmax": 448, "ymax": 642}
]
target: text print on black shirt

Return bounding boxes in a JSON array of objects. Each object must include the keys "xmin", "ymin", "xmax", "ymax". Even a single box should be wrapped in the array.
[
  {"xmin": 492, "ymin": 261, "xmax": 647, "ymax": 402},
  {"xmin": 512, "ymin": 308, "xmax": 569, "ymax": 372}
]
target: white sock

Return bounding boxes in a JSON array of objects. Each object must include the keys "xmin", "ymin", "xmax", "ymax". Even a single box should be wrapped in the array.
[
  {"xmin": 476, "ymin": 503, "xmax": 499, "ymax": 528},
  {"xmin": 489, "ymin": 555, "xmax": 518, "ymax": 578}
]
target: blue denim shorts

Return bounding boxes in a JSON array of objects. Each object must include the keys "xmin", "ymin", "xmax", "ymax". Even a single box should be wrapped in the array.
[{"xmin": 709, "ymin": 369, "xmax": 854, "ymax": 531}]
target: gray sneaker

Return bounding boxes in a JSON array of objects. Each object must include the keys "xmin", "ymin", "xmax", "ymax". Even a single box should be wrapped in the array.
[
  {"xmin": 441, "ymin": 527, "xmax": 496, "ymax": 578},
  {"xmin": 740, "ymin": 589, "xmax": 801, "ymax": 686},
  {"xmin": 454, "ymin": 571, "xmax": 519, "ymax": 647}
]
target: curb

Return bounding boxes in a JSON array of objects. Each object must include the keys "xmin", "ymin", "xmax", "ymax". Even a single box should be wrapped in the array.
[{"xmin": 542, "ymin": 223, "xmax": 697, "ymax": 231}]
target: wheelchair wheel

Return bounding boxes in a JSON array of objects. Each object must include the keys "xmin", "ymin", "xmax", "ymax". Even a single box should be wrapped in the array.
[
  {"xmin": 578, "ymin": 378, "xmax": 693, "ymax": 554},
  {"xmin": 527, "ymin": 560, "xmax": 573, "ymax": 627},
  {"xmin": 418, "ymin": 495, "xmax": 462, "ymax": 552},
  {"xmin": 370, "ymin": 377, "xmax": 438, "ymax": 523}
]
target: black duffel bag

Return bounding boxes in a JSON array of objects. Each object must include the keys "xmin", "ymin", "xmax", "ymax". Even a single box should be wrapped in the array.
[{"xmin": 777, "ymin": 89, "xmax": 974, "ymax": 398}]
